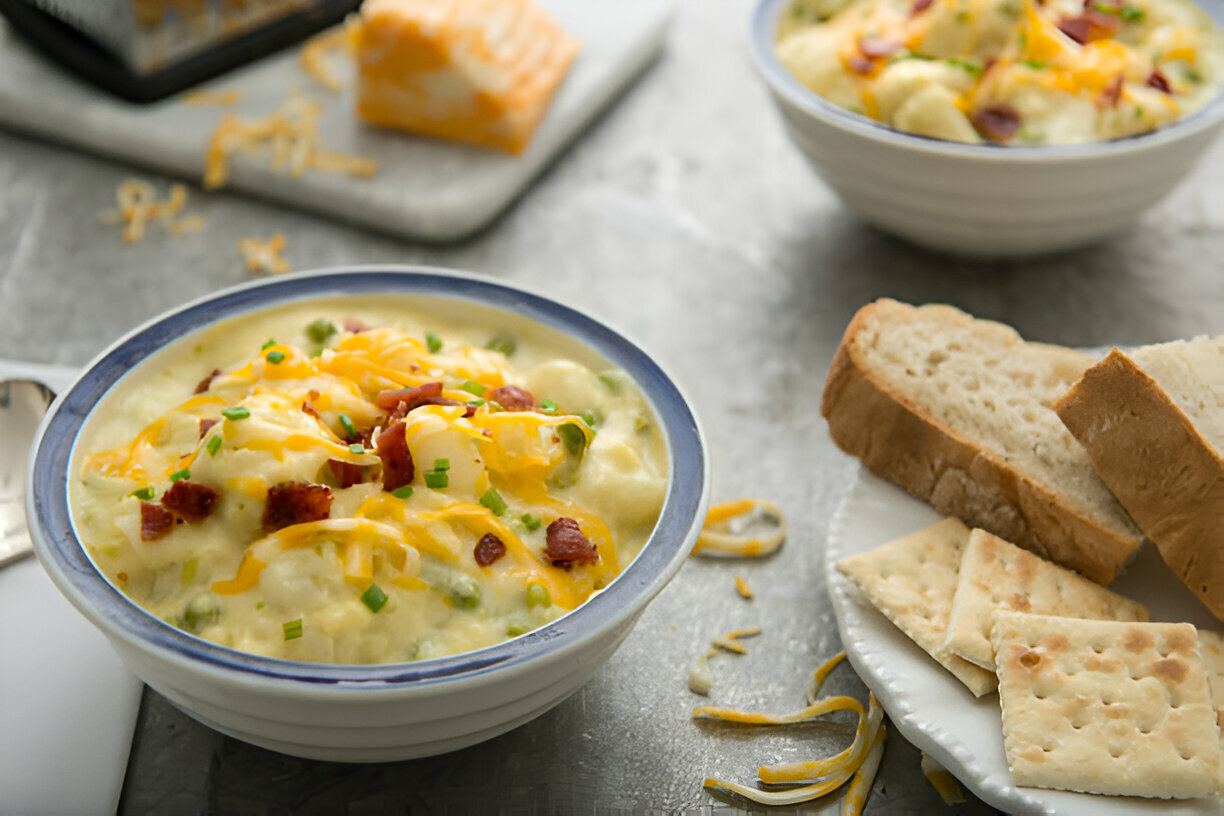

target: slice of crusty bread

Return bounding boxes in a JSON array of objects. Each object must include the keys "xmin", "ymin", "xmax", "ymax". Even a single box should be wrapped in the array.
[
  {"xmin": 821, "ymin": 299, "xmax": 1142, "ymax": 584},
  {"xmin": 1055, "ymin": 340, "xmax": 1224, "ymax": 622}
]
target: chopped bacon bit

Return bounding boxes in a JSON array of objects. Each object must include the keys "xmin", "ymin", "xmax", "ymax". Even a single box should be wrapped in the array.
[
  {"xmin": 377, "ymin": 381, "xmax": 443, "ymax": 412},
  {"xmin": 199, "ymin": 418, "xmax": 218, "ymax": 439},
  {"xmin": 859, "ymin": 36, "xmax": 902, "ymax": 58},
  {"xmin": 140, "ymin": 501, "xmax": 175, "ymax": 541},
  {"xmin": 486, "ymin": 385, "xmax": 537, "ymax": 412},
  {"xmin": 1057, "ymin": 16, "xmax": 1092, "ymax": 42},
  {"xmin": 848, "ymin": 54, "xmax": 875, "ymax": 74},
  {"xmin": 194, "ymin": 369, "xmax": 222, "ymax": 394},
  {"xmin": 161, "ymin": 480, "xmax": 220, "ymax": 522},
  {"xmin": 262, "ymin": 482, "xmax": 333, "ymax": 533},
  {"xmin": 376, "ymin": 420, "xmax": 414, "ymax": 492},
  {"xmin": 970, "ymin": 105, "xmax": 1022, "ymax": 142},
  {"xmin": 302, "ymin": 400, "xmax": 320, "ymax": 419},
  {"xmin": 344, "ymin": 318, "xmax": 368, "ymax": 334},
  {"xmin": 474, "ymin": 533, "xmax": 507, "ymax": 567},
  {"xmin": 911, "ymin": 0, "xmax": 935, "ymax": 13},
  {"xmin": 1147, "ymin": 68, "xmax": 1172, "ymax": 93},
  {"xmin": 545, "ymin": 517, "xmax": 598, "ymax": 568},
  {"xmin": 1098, "ymin": 73, "xmax": 1125, "ymax": 107},
  {"xmin": 327, "ymin": 458, "xmax": 365, "ymax": 488},
  {"xmin": 117, "ymin": 571, "xmax": 128, "ymax": 582},
  {"xmin": 1058, "ymin": 10, "xmax": 1120, "ymax": 44},
  {"xmin": 308, "ymin": 389, "xmax": 321, "ymax": 400}
]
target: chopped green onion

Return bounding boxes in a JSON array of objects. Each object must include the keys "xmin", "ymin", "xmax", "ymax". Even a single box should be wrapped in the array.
[
  {"xmin": 461, "ymin": 381, "xmax": 485, "ymax": 397},
  {"xmin": 539, "ymin": 398, "xmax": 558, "ymax": 414},
  {"xmin": 338, "ymin": 413, "xmax": 357, "ymax": 438},
  {"xmin": 425, "ymin": 331, "xmax": 443, "ymax": 354},
  {"xmin": 221, "ymin": 406, "xmax": 250, "ymax": 421},
  {"xmin": 451, "ymin": 578, "xmax": 481, "ymax": 609},
  {"xmin": 265, "ymin": 351, "xmax": 285, "ymax": 365},
  {"xmin": 485, "ymin": 335, "xmax": 517, "ymax": 356},
  {"xmin": 283, "ymin": 618, "xmax": 303, "ymax": 641},
  {"xmin": 310, "ymin": 347, "xmax": 324, "ymax": 358},
  {"xmin": 1022, "ymin": 58, "xmax": 1047, "ymax": 69},
  {"xmin": 526, "ymin": 583, "xmax": 551, "ymax": 609},
  {"xmin": 306, "ymin": 318, "xmax": 337, "ymax": 344},
  {"xmin": 487, "ymin": 400, "xmax": 504, "ymax": 413},
  {"xmin": 349, "ymin": 443, "xmax": 365, "ymax": 454},
  {"xmin": 425, "ymin": 470, "xmax": 449, "ymax": 489},
  {"xmin": 578, "ymin": 412, "xmax": 596, "ymax": 427},
  {"xmin": 1134, "ymin": 105, "xmax": 1144, "ymax": 118},
  {"xmin": 130, "ymin": 486, "xmax": 155, "ymax": 500},
  {"xmin": 255, "ymin": 601, "xmax": 266, "ymax": 611},
  {"xmin": 1121, "ymin": 5, "xmax": 1144, "ymax": 20},
  {"xmin": 261, "ymin": 338, "xmax": 277, "ymax": 350},
  {"xmin": 180, "ymin": 558, "xmax": 198, "ymax": 583},
  {"xmin": 557, "ymin": 423, "xmax": 587, "ymax": 458},
  {"xmin": 433, "ymin": 458, "xmax": 450, "ymax": 471},
  {"xmin": 206, "ymin": 436, "xmax": 223, "ymax": 456},
  {"xmin": 945, "ymin": 57, "xmax": 982, "ymax": 75},
  {"xmin": 520, "ymin": 513, "xmax": 542, "ymax": 531},
  {"xmin": 479, "ymin": 487, "xmax": 507, "ymax": 516},
  {"xmin": 467, "ymin": 398, "xmax": 485, "ymax": 408},
  {"xmin": 390, "ymin": 485, "xmax": 414, "ymax": 499},
  {"xmin": 1185, "ymin": 67, "xmax": 1203, "ymax": 83},
  {"xmin": 361, "ymin": 584, "xmax": 388, "ymax": 613},
  {"xmin": 170, "ymin": 468, "xmax": 191, "ymax": 482}
]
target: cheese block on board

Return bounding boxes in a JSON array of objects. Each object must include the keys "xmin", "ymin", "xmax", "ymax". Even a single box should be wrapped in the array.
[{"xmin": 354, "ymin": 0, "xmax": 580, "ymax": 154}]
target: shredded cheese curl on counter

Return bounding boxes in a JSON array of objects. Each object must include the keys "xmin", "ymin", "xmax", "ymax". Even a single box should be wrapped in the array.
[{"xmin": 692, "ymin": 498, "xmax": 787, "ymax": 557}]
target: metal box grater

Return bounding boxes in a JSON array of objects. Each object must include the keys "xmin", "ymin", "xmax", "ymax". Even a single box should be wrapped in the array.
[{"xmin": 0, "ymin": 0, "xmax": 360, "ymax": 102}]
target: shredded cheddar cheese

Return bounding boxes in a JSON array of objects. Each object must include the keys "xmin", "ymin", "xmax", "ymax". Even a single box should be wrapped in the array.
[
  {"xmin": 99, "ymin": 179, "xmax": 203, "ymax": 243},
  {"xmin": 692, "ymin": 499, "xmax": 787, "ymax": 557},
  {"xmin": 734, "ymin": 575, "xmax": 754, "ymax": 600},
  {"xmin": 921, "ymin": 752, "xmax": 967, "ymax": 804},
  {"xmin": 237, "ymin": 234, "xmax": 292, "ymax": 276},
  {"xmin": 300, "ymin": 24, "xmax": 354, "ymax": 91},
  {"xmin": 182, "ymin": 89, "xmax": 241, "ymax": 106}
]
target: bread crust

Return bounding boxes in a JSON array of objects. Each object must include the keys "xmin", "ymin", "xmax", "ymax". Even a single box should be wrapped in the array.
[
  {"xmin": 821, "ymin": 300, "xmax": 1141, "ymax": 585},
  {"xmin": 1055, "ymin": 348, "xmax": 1224, "ymax": 622}
]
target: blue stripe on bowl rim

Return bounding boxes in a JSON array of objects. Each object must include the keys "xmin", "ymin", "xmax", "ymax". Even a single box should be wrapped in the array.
[
  {"xmin": 749, "ymin": 0, "xmax": 1224, "ymax": 160},
  {"xmin": 29, "ymin": 266, "xmax": 708, "ymax": 689}
]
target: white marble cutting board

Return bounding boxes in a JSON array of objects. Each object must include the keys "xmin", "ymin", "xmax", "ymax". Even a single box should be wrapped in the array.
[{"xmin": 0, "ymin": 0, "xmax": 671, "ymax": 241}]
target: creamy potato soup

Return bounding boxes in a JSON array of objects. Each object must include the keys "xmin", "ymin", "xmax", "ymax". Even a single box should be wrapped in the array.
[
  {"xmin": 776, "ymin": 0, "xmax": 1224, "ymax": 143},
  {"xmin": 71, "ymin": 298, "xmax": 669, "ymax": 664}
]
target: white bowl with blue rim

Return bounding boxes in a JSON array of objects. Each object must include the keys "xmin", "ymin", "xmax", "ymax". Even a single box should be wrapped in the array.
[
  {"xmin": 750, "ymin": 0, "xmax": 1224, "ymax": 257},
  {"xmin": 27, "ymin": 266, "xmax": 708, "ymax": 762}
]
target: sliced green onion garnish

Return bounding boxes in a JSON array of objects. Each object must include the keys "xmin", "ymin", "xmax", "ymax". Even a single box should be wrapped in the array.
[
  {"xmin": 520, "ymin": 513, "xmax": 542, "ymax": 531},
  {"xmin": 338, "ymin": 413, "xmax": 357, "ymax": 438},
  {"xmin": 361, "ymin": 584, "xmax": 388, "ymax": 613},
  {"xmin": 485, "ymin": 335, "xmax": 516, "ymax": 356},
  {"xmin": 425, "ymin": 331, "xmax": 443, "ymax": 354},
  {"xmin": 130, "ymin": 486, "xmax": 155, "ymax": 500},
  {"xmin": 539, "ymin": 398, "xmax": 557, "ymax": 414},
  {"xmin": 261, "ymin": 338, "xmax": 277, "ymax": 350},
  {"xmin": 349, "ymin": 443, "xmax": 365, "ymax": 454},
  {"xmin": 221, "ymin": 406, "xmax": 250, "ymax": 420},
  {"xmin": 526, "ymin": 583, "xmax": 551, "ymax": 609},
  {"xmin": 206, "ymin": 436, "xmax": 223, "ymax": 456},
  {"xmin": 578, "ymin": 412, "xmax": 596, "ymax": 427},
  {"xmin": 557, "ymin": 423, "xmax": 587, "ymax": 458},
  {"xmin": 390, "ymin": 485, "xmax": 414, "ymax": 499},
  {"xmin": 170, "ymin": 468, "xmax": 191, "ymax": 482},
  {"xmin": 283, "ymin": 618, "xmax": 303, "ymax": 641},
  {"xmin": 461, "ymin": 381, "xmax": 485, "ymax": 397},
  {"xmin": 479, "ymin": 487, "xmax": 507, "ymax": 516},
  {"xmin": 306, "ymin": 318, "xmax": 337, "ymax": 344},
  {"xmin": 433, "ymin": 458, "xmax": 450, "ymax": 471},
  {"xmin": 425, "ymin": 470, "xmax": 449, "ymax": 489},
  {"xmin": 467, "ymin": 398, "xmax": 485, "ymax": 408},
  {"xmin": 265, "ymin": 351, "xmax": 285, "ymax": 365}
]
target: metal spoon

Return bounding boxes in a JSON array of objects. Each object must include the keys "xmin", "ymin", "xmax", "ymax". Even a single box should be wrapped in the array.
[{"xmin": 0, "ymin": 380, "xmax": 55, "ymax": 567}]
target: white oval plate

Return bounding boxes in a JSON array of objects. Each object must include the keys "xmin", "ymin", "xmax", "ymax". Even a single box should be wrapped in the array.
[{"xmin": 825, "ymin": 467, "xmax": 1221, "ymax": 816}]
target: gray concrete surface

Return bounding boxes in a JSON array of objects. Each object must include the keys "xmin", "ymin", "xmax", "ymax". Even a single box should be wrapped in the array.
[{"xmin": 4, "ymin": 0, "xmax": 1224, "ymax": 812}]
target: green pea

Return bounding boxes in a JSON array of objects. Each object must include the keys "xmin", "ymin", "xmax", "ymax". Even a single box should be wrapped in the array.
[{"xmin": 526, "ymin": 583, "xmax": 551, "ymax": 609}]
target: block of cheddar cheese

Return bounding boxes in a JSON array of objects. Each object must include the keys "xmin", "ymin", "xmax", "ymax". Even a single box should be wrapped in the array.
[{"xmin": 353, "ymin": 0, "xmax": 580, "ymax": 155}]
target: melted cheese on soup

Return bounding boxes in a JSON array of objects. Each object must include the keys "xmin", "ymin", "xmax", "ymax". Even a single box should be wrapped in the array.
[
  {"xmin": 71, "ymin": 299, "xmax": 668, "ymax": 665},
  {"xmin": 776, "ymin": 0, "xmax": 1224, "ymax": 143}
]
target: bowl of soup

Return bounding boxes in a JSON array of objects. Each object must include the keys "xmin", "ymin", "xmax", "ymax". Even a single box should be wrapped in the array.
[
  {"xmin": 750, "ymin": 0, "xmax": 1224, "ymax": 256},
  {"xmin": 28, "ymin": 266, "xmax": 707, "ymax": 761}
]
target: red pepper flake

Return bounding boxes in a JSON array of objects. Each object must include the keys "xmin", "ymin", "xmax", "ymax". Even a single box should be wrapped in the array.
[
  {"xmin": 486, "ymin": 385, "xmax": 538, "ymax": 412},
  {"xmin": 1098, "ymin": 73, "xmax": 1124, "ymax": 107},
  {"xmin": 262, "ymin": 482, "xmax": 333, "ymax": 534},
  {"xmin": 376, "ymin": 420, "xmax": 414, "ymax": 492},
  {"xmin": 473, "ymin": 533, "xmax": 507, "ymax": 567},
  {"xmin": 859, "ymin": 36, "xmax": 902, "ymax": 58},
  {"xmin": 193, "ymin": 369, "xmax": 222, "ymax": 395},
  {"xmin": 545, "ymin": 517, "xmax": 599, "ymax": 568},
  {"xmin": 161, "ymin": 480, "xmax": 220, "ymax": 523},
  {"xmin": 140, "ymin": 501, "xmax": 175, "ymax": 541},
  {"xmin": 198, "ymin": 418, "xmax": 218, "ymax": 439},
  {"xmin": 1147, "ymin": 68, "xmax": 1172, "ymax": 93},
  {"xmin": 970, "ymin": 105, "xmax": 1022, "ymax": 142}
]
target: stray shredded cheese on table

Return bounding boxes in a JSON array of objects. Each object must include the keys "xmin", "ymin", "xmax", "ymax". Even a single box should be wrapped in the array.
[
  {"xmin": 734, "ymin": 574, "xmax": 753, "ymax": 600},
  {"xmin": 688, "ymin": 627, "xmax": 763, "ymax": 695},
  {"xmin": 299, "ymin": 24, "xmax": 354, "ymax": 92},
  {"xmin": 99, "ymin": 179, "xmax": 204, "ymax": 243},
  {"xmin": 204, "ymin": 91, "xmax": 377, "ymax": 190},
  {"xmin": 692, "ymin": 498, "xmax": 787, "ymax": 557},
  {"xmin": 921, "ymin": 752, "xmax": 967, "ymax": 805},
  {"xmin": 696, "ymin": 651, "xmax": 888, "ymax": 812},
  {"xmin": 182, "ymin": 89, "xmax": 241, "ymax": 106},
  {"xmin": 237, "ymin": 234, "xmax": 291, "ymax": 275}
]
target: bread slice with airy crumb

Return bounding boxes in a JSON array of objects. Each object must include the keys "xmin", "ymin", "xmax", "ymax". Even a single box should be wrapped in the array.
[
  {"xmin": 1055, "ymin": 339, "xmax": 1224, "ymax": 622},
  {"xmin": 821, "ymin": 299, "xmax": 1142, "ymax": 584}
]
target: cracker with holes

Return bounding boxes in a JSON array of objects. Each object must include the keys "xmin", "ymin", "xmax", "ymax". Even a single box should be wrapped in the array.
[
  {"xmin": 992, "ymin": 611, "xmax": 1221, "ymax": 799},
  {"xmin": 836, "ymin": 518, "xmax": 997, "ymax": 697},
  {"xmin": 1199, "ymin": 629, "xmax": 1224, "ymax": 791},
  {"xmin": 946, "ymin": 529, "xmax": 1149, "ymax": 671}
]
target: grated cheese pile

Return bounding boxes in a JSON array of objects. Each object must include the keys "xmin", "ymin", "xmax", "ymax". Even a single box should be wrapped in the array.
[{"xmin": 99, "ymin": 179, "xmax": 205, "ymax": 243}]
